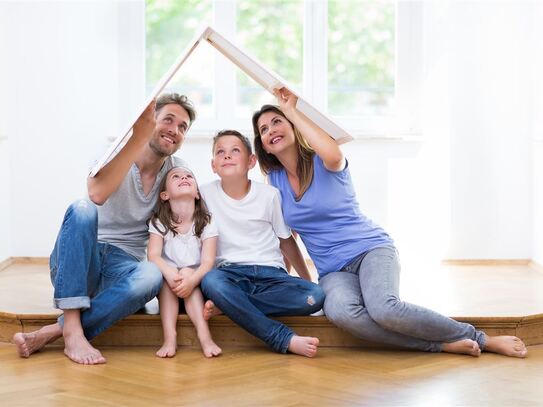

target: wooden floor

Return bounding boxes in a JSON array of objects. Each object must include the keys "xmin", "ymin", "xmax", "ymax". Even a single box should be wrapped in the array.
[
  {"xmin": 2, "ymin": 261, "xmax": 543, "ymax": 405},
  {"xmin": 1, "ymin": 343, "xmax": 542, "ymax": 406}
]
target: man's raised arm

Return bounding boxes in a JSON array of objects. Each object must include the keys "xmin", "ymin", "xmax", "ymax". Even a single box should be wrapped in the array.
[{"xmin": 87, "ymin": 100, "xmax": 156, "ymax": 205}]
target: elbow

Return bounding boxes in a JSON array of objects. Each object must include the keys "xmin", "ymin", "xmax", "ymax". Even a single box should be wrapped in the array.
[
  {"xmin": 87, "ymin": 180, "xmax": 107, "ymax": 206},
  {"xmin": 87, "ymin": 190, "xmax": 106, "ymax": 206}
]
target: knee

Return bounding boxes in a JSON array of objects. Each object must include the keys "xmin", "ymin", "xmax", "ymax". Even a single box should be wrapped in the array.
[
  {"xmin": 200, "ymin": 269, "xmax": 224, "ymax": 296},
  {"xmin": 305, "ymin": 284, "xmax": 325, "ymax": 312},
  {"xmin": 129, "ymin": 261, "xmax": 163, "ymax": 297},
  {"xmin": 66, "ymin": 199, "xmax": 98, "ymax": 226},
  {"xmin": 366, "ymin": 297, "xmax": 401, "ymax": 329}
]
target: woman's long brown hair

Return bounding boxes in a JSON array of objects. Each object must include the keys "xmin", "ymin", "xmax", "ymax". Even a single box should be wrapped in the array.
[
  {"xmin": 149, "ymin": 168, "xmax": 211, "ymax": 238},
  {"xmin": 252, "ymin": 105, "xmax": 314, "ymax": 200}
]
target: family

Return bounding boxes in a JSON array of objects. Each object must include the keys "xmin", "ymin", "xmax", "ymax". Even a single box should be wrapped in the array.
[{"xmin": 13, "ymin": 89, "xmax": 527, "ymax": 364}]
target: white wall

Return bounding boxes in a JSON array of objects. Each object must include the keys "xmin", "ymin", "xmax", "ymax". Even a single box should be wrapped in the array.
[
  {"xmin": 1, "ymin": 0, "xmax": 538, "ymax": 264},
  {"xmin": 532, "ymin": 3, "xmax": 543, "ymax": 266},
  {"xmin": 2, "ymin": 1, "xmax": 143, "ymax": 257},
  {"xmin": 0, "ymin": 2, "xmax": 11, "ymax": 261},
  {"xmin": 446, "ymin": 2, "xmax": 533, "ymax": 259}
]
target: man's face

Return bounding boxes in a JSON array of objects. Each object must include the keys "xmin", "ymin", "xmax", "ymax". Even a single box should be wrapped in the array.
[{"xmin": 149, "ymin": 104, "xmax": 191, "ymax": 157}]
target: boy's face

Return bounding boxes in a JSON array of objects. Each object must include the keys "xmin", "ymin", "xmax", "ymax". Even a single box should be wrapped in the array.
[{"xmin": 211, "ymin": 135, "xmax": 256, "ymax": 180}]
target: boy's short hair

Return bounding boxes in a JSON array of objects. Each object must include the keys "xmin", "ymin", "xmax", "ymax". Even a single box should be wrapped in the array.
[
  {"xmin": 155, "ymin": 93, "xmax": 196, "ymax": 125},
  {"xmin": 212, "ymin": 130, "xmax": 253, "ymax": 155}
]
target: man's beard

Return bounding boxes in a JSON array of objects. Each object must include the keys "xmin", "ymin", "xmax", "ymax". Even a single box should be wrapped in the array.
[{"xmin": 149, "ymin": 137, "xmax": 175, "ymax": 158}]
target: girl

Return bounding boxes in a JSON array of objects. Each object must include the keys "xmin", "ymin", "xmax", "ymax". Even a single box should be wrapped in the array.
[
  {"xmin": 251, "ymin": 87, "xmax": 527, "ymax": 358},
  {"xmin": 147, "ymin": 166, "xmax": 221, "ymax": 358}
]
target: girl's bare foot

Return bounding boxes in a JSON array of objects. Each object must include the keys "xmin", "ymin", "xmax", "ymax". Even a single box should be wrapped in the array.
[
  {"xmin": 156, "ymin": 338, "xmax": 177, "ymax": 358},
  {"xmin": 441, "ymin": 339, "xmax": 481, "ymax": 357},
  {"xmin": 12, "ymin": 324, "xmax": 62, "ymax": 358},
  {"xmin": 288, "ymin": 335, "xmax": 319, "ymax": 358},
  {"xmin": 484, "ymin": 335, "xmax": 527, "ymax": 358},
  {"xmin": 198, "ymin": 335, "xmax": 222, "ymax": 358},
  {"xmin": 63, "ymin": 333, "xmax": 106, "ymax": 365},
  {"xmin": 203, "ymin": 300, "xmax": 223, "ymax": 321}
]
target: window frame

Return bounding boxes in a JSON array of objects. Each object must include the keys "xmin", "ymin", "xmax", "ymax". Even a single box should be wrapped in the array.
[{"xmin": 148, "ymin": 0, "xmax": 423, "ymax": 140}]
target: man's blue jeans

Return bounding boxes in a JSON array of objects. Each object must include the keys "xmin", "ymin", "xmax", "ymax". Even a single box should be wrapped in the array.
[
  {"xmin": 49, "ymin": 199, "xmax": 163, "ymax": 340},
  {"xmin": 201, "ymin": 264, "xmax": 325, "ymax": 353}
]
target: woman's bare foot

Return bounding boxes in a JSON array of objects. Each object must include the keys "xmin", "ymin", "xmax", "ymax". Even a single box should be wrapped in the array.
[
  {"xmin": 63, "ymin": 333, "xmax": 106, "ymax": 365},
  {"xmin": 441, "ymin": 339, "xmax": 481, "ymax": 357},
  {"xmin": 12, "ymin": 323, "xmax": 62, "ymax": 358},
  {"xmin": 203, "ymin": 300, "xmax": 223, "ymax": 321},
  {"xmin": 198, "ymin": 335, "xmax": 222, "ymax": 358},
  {"xmin": 288, "ymin": 335, "xmax": 319, "ymax": 358},
  {"xmin": 484, "ymin": 335, "xmax": 527, "ymax": 358},
  {"xmin": 156, "ymin": 338, "xmax": 177, "ymax": 358}
]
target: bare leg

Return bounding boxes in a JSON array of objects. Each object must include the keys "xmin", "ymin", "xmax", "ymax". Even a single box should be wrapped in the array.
[
  {"xmin": 12, "ymin": 323, "xmax": 63, "ymax": 358},
  {"xmin": 203, "ymin": 300, "xmax": 223, "ymax": 321},
  {"xmin": 156, "ymin": 283, "xmax": 179, "ymax": 358},
  {"xmin": 288, "ymin": 335, "xmax": 319, "ymax": 358},
  {"xmin": 484, "ymin": 334, "xmax": 527, "ymax": 358},
  {"xmin": 185, "ymin": 288, "xmax": 222, "ymax": 358},
  {"xmin": 63, "ymin": 309, "xmax": 106, "ymax": 365},
  {"xmin": 441, "ymin": 339, "xmax": 481, "ymax": 357}
]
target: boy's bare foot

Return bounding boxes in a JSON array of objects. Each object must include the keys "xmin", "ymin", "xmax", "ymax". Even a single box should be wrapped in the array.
[
  {"xmin": 12, "ymin": 323, "xmax": 62, "ymax": 358},
  {"xmin": 63, "ymin": 333, "xmax": 106, "ymax": 365},
  {"xmin": 156, "ymin": 338, "xmax": 177, "ymax": 358},
  {"xmin": 484, "ymin": 335, "xmax": 527, "ymax": 358},
  {"xmin": 203, "ymin": 300, "xmax": 223, "ymax": 321},
  {"xmin": 288, "ymin": 335, "xmax": 319, "ymax": 358},
  {"xmin": 198, "ymin": 335, "xmax": 222, "ymax": 358},
  {"xmin": 441, "ymin": 339, "xmax": 481, "ymax": 357}
]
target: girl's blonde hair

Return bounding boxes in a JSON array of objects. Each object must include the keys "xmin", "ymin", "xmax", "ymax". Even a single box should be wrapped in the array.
[
  {"xmin": 252, "ymin": 105, "xmax": 314, "ymax": 200},
  {"xmin": 150, "ymin": 167, "xmax": 211, "ymax": 238}
]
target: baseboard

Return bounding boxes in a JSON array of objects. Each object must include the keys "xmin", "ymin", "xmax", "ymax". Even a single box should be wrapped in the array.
[
  {"xmin": 529, "ymin": 261, "xmax": 543, "ymax": 273},
  {"xmin": 441, "ymin": 259, "xmax": 531, "ymax": 266},
  {"xmin": 0, "ymin": 258, "xmax": 14, "ymax": 272},
  {"xmin": 2, "ymin": 257, "xmax": 535, "ymax": 268}
]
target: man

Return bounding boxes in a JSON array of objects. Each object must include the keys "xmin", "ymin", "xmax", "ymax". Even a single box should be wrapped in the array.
[{"xmin": 13, "ymin": 93, "xmax": 196, "ymax": 365}]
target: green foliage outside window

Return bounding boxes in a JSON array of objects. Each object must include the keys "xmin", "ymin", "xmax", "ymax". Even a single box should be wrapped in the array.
[{"xmin": 145, "ymin": 0, "xmax": 395, "ymax": 117}]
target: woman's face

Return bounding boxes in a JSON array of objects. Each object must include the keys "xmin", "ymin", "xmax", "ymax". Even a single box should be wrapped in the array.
[{"xmin": 257, "ymin": 111, "xmax": 296, "ymax": 155}]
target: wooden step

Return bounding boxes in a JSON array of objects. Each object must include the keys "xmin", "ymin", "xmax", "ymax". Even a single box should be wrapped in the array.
[
  {"xmin": 2, "ymin": 311, "xmax": 543, "ymax": 347},
  {"xmin": 2, "ymin": 259, "xmax": 543, "ymax": 348}
]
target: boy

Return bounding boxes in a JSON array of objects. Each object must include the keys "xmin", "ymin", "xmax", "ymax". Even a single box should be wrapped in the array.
[{"xmin": 200, "ymin": 130, "xmax": 324, "ymax": 358}]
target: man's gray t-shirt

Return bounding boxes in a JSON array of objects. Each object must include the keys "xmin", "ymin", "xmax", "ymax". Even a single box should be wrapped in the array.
[{"xmin": 96, "ymin": 156, "xmax": 185, "ymax": 261}]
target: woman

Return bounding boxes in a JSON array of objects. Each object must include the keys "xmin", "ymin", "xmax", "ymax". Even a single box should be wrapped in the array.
[{"xmin": 251, "ymin": 87, "xmax": 527, "ymax": 358}]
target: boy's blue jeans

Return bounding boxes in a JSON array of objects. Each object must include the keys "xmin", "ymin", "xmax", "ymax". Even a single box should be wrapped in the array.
[
  {"xmin": 201, "ymin": 264, "xmax": 325, "ymax": 353},
  {"xmin": 49, "ymin": 199, "xmax": 163, "ymax": 340}
]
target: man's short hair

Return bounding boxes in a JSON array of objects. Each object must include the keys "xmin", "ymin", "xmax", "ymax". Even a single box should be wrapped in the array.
[
  {"xmin": 155, "ymin": 93, "xmax": 196, "ymax": 125},
  {"xmin": 212, "ymin": 130, "xmax": 253, "ymax": 155}
]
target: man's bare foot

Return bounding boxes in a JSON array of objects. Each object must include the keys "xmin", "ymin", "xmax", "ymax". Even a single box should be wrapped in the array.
[
  {"xmin": 484, "ymin": 335, "xmax": 527, "ymax": 358},
  {"xmin": 288, "ymin": 335, "xmax": 319, "ymax": 358},
  {"xmin": 156, "ymin": 338, "xmax": 177, "ymax": 358},
  {"xmin": 203, "ymin": 300, "xmax": 223, "ymax": 321},
  {"xmin": 198, "ymin": 335, "xmax": 222, "ymax": 358},
  {"xmin": 12, "ymin": 324, "xmax": 62, "ymax": 358},
  {"xmin": 63, "ymin": 333, "xmax": 106, "ymax": 365},
  {"xmin": 441, "ymin": 339, "xmax": 481, "ymax": 357}
]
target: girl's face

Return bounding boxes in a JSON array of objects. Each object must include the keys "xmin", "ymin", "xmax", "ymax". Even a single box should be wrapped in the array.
[
  {"xmin": 160, "ymin": 168, "xmax": 199, "ymax": 201},
  {"xmin": 256, "ymin": 111, "xmax": 296, "ymax": 155}
]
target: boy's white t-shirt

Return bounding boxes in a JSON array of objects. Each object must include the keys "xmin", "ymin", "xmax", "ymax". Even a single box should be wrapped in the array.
[
  {"xmin": 199, "ymin": 180, "xmax": 291, "ymax": 269},
  {"xmin": 148, "ymin": 218, "xmax": 218, "ymax": 269}
]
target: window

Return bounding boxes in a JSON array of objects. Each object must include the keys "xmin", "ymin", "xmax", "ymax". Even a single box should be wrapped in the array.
[{"xmin": 145, "ymin": 0, "xmax": 422, "ymax": 137}]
